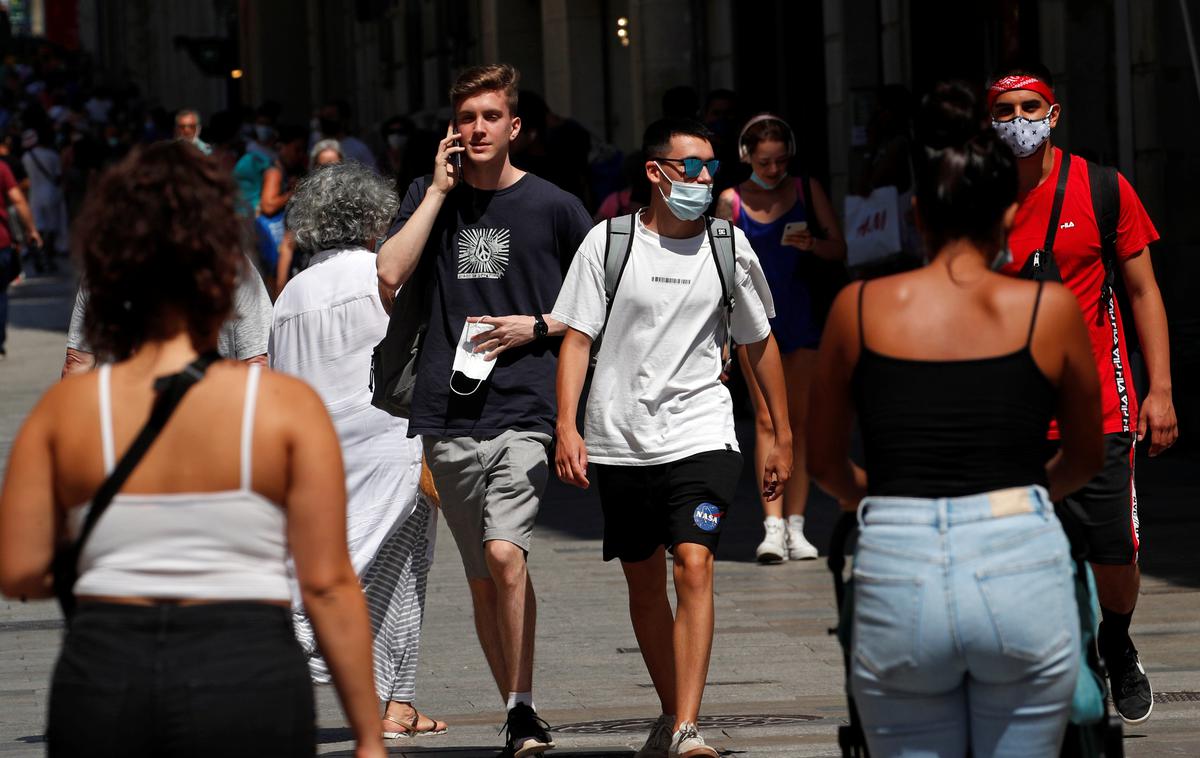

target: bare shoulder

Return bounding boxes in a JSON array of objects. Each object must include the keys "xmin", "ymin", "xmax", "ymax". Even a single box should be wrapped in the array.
[
  {"xmin": 714, "ymin": 187, "xmax": 736, "ymax": 219},
  {"xmin": 827, "ymin": 279, "xmax": 865, "ymax": 326},
  {"xmin": 35, "ymin": 370, "xmax": 97, "ymax": 424},
  {"xmin": 253, "ymin": 367, "xmax": 326, "ymax": 413},
  {"xmin": 1035, "ymin": 281, "xmax": 1085, "ymax": 331}
]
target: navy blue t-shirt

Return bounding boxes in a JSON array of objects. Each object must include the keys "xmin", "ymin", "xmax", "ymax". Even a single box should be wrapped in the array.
[{"xmin": 389, "ymin": 173, "xmax": 592, "ymax": 438}]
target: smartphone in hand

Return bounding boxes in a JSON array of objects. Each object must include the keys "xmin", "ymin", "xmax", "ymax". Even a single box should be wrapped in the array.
[
  {"xmin": 449, "ymin": 121, "xmax": 462, "ymax": 170},
  {"xmin": 781, "ymin": 220, "xmax": 808, "ymax": 244}
]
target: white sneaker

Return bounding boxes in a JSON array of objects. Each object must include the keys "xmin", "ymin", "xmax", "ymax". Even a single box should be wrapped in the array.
[
  {"xmin": 669, "ymin": 721, "xmax": 718, "ymax": 758},
  {"xmin": 633, "ymin": 713, "xmax": 675, "ymax": 758},
  {"xmin": 786, "ymin": 516, "xmax": 819, "ymax": 560},
  {"xmin": 755, "ymin": 517, "xmax": 787, "ymax": 564}
]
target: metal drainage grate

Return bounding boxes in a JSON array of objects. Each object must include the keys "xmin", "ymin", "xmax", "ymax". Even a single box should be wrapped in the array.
[
  {"xmin": 1154, "ymin": 691, "xmax": 1200, "ymax": 703},
  {"xmin": 637, "ymin": 679, "xmax": 779, "ymax": 688},
  {"xmin": 0, "ymin": 619, "xmax": 64, "ymax": 634},
  {"xmin": 556, "ymin": 714, "xmax": 821, "ymax": 735}
]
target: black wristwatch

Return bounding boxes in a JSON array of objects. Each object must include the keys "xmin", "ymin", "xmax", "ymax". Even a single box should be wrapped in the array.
[{"xmin": 533, "ymin": 314, "xmax": 549, "ymax": 340}]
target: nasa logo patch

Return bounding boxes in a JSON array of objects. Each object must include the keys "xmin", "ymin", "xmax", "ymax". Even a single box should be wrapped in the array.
[{"xmin": 693, "ymin": 502, "xmax": 724, "ymax": 533}]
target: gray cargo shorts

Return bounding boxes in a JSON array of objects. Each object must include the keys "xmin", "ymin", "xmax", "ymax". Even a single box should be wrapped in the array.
[{"xmin": 422, "ymin": 429, "xmax": 553, "ymax": 579}]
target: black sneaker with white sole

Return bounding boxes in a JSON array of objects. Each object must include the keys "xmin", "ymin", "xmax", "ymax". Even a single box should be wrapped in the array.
[
  {"xmin": 501, "ymin": 703, "xmax": 556, "ymax": 758},
  {"xmin": 1107, "ymin": 644, "xmax": 1153, "ymax": 724}
]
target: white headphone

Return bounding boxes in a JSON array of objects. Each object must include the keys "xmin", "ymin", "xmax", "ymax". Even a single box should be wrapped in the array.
[{"xmin": 737, "ymin": 114, "xmax": 796, "ymax": 161}]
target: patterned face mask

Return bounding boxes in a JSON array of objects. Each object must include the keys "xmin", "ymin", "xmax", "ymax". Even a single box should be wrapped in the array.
[{"xmin": 991, "ymin": 108, "xmax": 1056, "ymax": 158}]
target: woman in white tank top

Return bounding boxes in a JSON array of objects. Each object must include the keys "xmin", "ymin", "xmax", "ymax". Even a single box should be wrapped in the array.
[{"xmin": 0, "ymin": 142, "xmax": 386, "ymax": 758}]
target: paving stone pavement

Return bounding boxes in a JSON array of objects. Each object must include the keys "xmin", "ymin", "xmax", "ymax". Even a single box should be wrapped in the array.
[{"xmin": 1, "ymin": 269, "xmax": 1197, "ymax": 757}]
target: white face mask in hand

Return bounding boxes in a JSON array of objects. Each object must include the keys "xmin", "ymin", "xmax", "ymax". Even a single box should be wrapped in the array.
[{"xmin": 450, "ymin": 320, "xmax": 497, "ymax": 395}]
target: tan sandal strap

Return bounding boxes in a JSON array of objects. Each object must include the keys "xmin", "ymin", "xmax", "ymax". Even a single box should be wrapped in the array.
[{"xmin": 383, "ymin": 712, "xmax": 418, "ymax": 731}]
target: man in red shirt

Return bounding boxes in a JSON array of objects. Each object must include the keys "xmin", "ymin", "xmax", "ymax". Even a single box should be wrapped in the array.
[
  {"xmin": 989, "ymin": 64, "xmax": 1179, "ymax": 725},
  {"xmin": 0, "ymin": 159, "xmax": 42, "ymax": 358}
]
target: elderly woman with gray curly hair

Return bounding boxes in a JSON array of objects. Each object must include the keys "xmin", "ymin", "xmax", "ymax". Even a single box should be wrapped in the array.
[{"xmin": 269, "ymin": 162, "xmax": 447, "ymax": 740}]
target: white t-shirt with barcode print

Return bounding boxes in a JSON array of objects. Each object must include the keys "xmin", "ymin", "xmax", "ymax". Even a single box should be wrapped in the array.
[{"xmin": 552, "ymin": 213, "xmax": 775, "ymax": 466}]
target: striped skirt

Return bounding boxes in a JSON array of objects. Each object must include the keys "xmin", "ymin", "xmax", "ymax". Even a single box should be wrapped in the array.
[{"xmin": 294, "ymin": 495, "xmax": 437, "ymax": 702}]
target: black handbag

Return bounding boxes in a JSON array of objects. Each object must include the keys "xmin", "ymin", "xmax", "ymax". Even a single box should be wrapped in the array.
[
  {"xmin": 51, "ymin": 352, "xmax": 221, "ymax": 621},
  {"xmin": 370, "ymin": 254, "xmax": 434, "ymax": 419},
  {"xmin": 2, "ymin": 245, "xmax": 21, "ymax": 286}
]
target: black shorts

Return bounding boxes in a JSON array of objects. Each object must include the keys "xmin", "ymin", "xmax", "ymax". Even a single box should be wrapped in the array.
[
  {"xmin": 594, "ymin": 450, "xmax": 743, "ymax": 563},
  {"xmin": 1048, "ymin": 433, "xmax": 1139, "ymax": 565}
]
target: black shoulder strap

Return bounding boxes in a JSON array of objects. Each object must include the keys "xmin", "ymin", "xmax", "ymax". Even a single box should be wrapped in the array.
[
  {"xmin": 1087, "ymin": 160, "xmax": 1121, "ymax": 311},
  {"xmin": 1043, "ymin": 152, "xmax": 1072, "ymax": 254},
  {"xmin": 78, "ymin": 351, "xmax": 223, "ymax": 547}
]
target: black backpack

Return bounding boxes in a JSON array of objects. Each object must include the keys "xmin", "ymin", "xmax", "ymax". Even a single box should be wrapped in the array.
[
  {"xmin": 1018, "ymin": 153, "xmax": 1138, "ymax": 430},
  {"xmin": 1018, "ymin": 155, "xmax": 1124, "ymax": 329},
  {"xmin": 593, "ymin": 214, "xmax": 737, "ymax": 367}
]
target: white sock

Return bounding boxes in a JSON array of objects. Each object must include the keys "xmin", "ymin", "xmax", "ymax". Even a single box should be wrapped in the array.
[
  {"xmin": 764, "ymin": 515, "xmax": 785, "ymax": 527},
  {"xmin": 506, "ymin": 691, "xmax": 534, "ymax": 711},
  {"xmin": 787, "ymin": 515, "xmax": 805, "ymax": 529}
]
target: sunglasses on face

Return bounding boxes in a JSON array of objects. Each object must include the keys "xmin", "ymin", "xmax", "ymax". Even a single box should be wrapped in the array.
[{"xmin": 655, "ymin": 156, "xmax": 720, "ymax": 179}]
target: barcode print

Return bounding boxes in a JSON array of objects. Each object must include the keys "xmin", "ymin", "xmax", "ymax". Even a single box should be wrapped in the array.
[{"xmin": 652, "ymin": 276, "xmax": 692, "ymax": 285}]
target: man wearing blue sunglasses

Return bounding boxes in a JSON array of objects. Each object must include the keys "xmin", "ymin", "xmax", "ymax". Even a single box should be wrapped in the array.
[{"xmin": 552, "ymin": 119, "xmax": 792, "ymax": 758}]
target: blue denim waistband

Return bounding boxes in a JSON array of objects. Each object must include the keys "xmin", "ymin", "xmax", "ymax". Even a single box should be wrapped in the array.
[{"xmin": 858, "ymin": 485, "xmax": 1053, "ymax": 530}]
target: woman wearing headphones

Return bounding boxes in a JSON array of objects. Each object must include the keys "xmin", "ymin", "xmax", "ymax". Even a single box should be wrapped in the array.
[{"xmin": 716, "ymin": 115, "xmax": 847, "ymax": 563}]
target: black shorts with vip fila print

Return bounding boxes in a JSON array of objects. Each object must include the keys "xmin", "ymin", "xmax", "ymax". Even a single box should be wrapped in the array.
[
  {"xmin": 1046, "ymin": 433, "xmax": 1139, "ymax": 565},
  {"xmin": 594, "ymin": 450, "xmax": 743, "ymax": 563}
]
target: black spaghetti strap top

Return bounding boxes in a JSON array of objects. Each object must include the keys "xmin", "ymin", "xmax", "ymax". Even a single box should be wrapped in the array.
[{"xmin": 851, "ymin": 281, "xmax": 1055, "ymax": 498}]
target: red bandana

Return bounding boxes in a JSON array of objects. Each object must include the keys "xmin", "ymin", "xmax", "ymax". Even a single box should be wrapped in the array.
[{"xmin": 987, "ymin": 75, "xmax": 1056, "ymax": 110}]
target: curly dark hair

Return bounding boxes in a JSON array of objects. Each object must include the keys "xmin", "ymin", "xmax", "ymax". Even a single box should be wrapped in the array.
[{"xmin": 74, "ymin": 140, "xmax": 245, "ymax": 361}]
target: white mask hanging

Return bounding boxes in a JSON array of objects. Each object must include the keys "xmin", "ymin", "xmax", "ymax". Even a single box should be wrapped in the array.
[{"xmin": 450, "ymin": 320, "xmax": 497, "ymax": 395}]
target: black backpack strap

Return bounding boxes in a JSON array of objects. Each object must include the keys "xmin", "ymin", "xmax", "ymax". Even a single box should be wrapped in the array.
[
  {"xmin": 1043, "ymin": 152, "xmax": 1073, "ymax": 254},
  {"xmin": 1085, "ymin": 159, "xmax": 1134, "ymax": 432},
  {"xmin": 54, "ymin": 351, "xmax": 222, "ymax": 617},
  {"xmin": 1087, "ymin": 160, "xmax": 1121, "ymax": 313}
]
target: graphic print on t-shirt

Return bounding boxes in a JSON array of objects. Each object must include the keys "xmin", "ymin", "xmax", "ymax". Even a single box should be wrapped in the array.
[{"xmin": 457, "ymin": 227, "xmax": 510, "ymax": 279}]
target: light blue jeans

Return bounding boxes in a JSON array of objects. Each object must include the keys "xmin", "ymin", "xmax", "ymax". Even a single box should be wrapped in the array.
[{"xmin": 850, "ymin": 485, "xmax": 1079, "ymax": 758}]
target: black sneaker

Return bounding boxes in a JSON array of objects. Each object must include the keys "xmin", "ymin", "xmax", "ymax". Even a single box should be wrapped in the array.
[
  {"xmin": 500, "ymin": 703, "xmax": 556, "ymax": 758},
  {"xmin": 1107, "ymin": 644, "xmax": 1153, "ymax": 724}
]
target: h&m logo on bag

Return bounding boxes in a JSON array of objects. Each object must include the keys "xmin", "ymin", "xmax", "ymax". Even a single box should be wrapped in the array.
[{"xmin": 693, "ymin": 502, "xmax": 724, "ymax": 532}]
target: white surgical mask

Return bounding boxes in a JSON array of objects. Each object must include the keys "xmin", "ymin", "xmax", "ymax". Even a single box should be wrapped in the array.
[
  {"xmin": 254, "ymin": 124, "xmax": 274, "ymax": 144},
  {"xmin": 450, "ymin": 320, "xmax": 497, "ymax": 395},
  {"xmin": 750, "ymin": 171, "xmax": 786, "ymax": 191},
  {"xmin": 991, "ymin": 108, "xmax": 1055, "ymax": 158},
  {"xmin": 655, "ymin": 163, "xmax": 712, "ymax": 221}
]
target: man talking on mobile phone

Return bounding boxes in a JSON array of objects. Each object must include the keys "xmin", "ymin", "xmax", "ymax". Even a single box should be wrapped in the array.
[{"xmin": 377, "ymin": 63, "xmax": 591, "ymax": 757}]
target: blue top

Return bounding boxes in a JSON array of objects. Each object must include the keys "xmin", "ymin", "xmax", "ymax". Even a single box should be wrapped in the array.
[{"xmin": 732, "ymin": 180, "xmax": 822, "ymax": 352}]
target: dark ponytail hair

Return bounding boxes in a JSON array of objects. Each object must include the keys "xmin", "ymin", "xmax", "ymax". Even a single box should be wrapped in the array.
[{"xmin": 914, "ymin": 81, "xmax": 1017, "ymax": 255}]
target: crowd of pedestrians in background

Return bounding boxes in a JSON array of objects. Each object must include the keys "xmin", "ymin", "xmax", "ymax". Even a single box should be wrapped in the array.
[{"xmin": 0, "ymin": 30, "xmax": 1183, "ymax": 758}]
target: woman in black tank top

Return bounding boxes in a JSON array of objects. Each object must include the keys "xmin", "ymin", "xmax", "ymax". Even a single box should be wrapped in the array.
[{"xmin": 806, "ymin": 82, "xmax": 1104, "ymax": 757}]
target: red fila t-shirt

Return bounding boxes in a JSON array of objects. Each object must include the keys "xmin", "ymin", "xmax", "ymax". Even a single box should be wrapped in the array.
[{"xmin": 1001, "ymin": 147, "xmax": 1159, "ymax": 438}]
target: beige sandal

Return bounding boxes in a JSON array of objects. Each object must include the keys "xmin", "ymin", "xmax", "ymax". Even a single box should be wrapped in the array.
[{"xmin": 382, "ymin": 710, "xmax": 449, "ymax": 739}]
